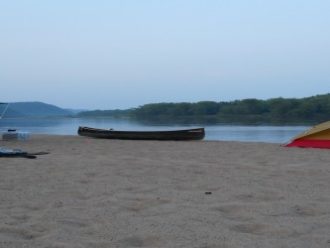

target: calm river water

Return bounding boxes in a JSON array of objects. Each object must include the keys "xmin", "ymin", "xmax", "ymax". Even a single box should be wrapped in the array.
[{"xmin": 0, "ymin": 117, "xmax": 309, "ymax": 143}]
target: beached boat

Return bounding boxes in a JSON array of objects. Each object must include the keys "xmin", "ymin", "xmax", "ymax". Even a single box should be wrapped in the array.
[{"xmin": 78, "ymin": 126, "xmax": 205, "ymax": 140}]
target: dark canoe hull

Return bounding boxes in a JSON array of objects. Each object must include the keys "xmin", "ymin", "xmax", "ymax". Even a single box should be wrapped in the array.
[{"xmin": 78, "ymin": 126, "xmax": 205, "ymax": 141}]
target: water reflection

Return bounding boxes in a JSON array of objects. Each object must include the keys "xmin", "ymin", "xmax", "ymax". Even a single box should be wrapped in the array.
[
  {"xmin": 205, "ymin": 125, "xmax": 307, "ymax": 143},
  {"xmin": 0, "ymin": 117, "xmax": 308, "ymax": 143}
]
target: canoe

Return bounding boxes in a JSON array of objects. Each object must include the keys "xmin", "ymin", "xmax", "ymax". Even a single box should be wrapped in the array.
[{"xmin": 78, "ymin": 126, "xmax": 205, "ymax": 141}]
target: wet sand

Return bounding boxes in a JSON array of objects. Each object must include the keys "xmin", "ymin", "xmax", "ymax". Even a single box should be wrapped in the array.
[{"xmin": 1, "ymin": 135, "xmax": 330, "ymax": 248}]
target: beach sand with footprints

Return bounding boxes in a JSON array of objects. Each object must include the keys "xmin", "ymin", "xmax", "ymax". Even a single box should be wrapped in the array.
[{"xmin": 1, "ymin": 135, "xmax": 330, "ymax": 247}]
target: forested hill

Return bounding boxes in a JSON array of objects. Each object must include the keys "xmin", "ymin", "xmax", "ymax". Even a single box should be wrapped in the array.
[
  {"xmin": 1, "ymin": 102, "xmax": 72, "ymax": 117},
  {"xmin": 78, "ymin": 93, "xmax": 330, "ymax": 124}
]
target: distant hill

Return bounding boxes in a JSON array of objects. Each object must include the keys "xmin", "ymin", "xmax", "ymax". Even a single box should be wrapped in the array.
[{"xmin": 1, "ymin": 102, "xmax": 72, "ymax": 118}]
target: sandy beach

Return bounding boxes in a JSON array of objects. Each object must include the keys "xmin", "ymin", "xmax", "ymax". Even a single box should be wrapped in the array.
[{"xmin": 1, "ymin": 135, "xmax": 330, "ymax": 248}]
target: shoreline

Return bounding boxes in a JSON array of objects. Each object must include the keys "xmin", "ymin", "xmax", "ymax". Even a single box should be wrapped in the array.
[
  {"xmin": 1, "ymin": 135, "xmax": 330, "ymax": 247},
  {"xmin": 0, "ymin": 132, "xmax": 293, "ymax": 145},
  {"xmin": 0, "ymin": 120, "xmax": 309, "ymax": 143}
]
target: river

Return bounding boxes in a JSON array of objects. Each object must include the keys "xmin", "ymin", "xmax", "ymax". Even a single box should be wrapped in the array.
[{"xmin": 0, "ymin": 117, "xmax": 309, "ymax": 143}]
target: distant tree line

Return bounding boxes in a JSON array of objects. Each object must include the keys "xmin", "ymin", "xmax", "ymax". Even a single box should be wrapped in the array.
[
  {"xmin": 77, "ymin": 109, "xmax": 132, "ymax": 118},
  {"xmin": 77, "ymin": 93, "xmax": 330, "ymax": 124}
]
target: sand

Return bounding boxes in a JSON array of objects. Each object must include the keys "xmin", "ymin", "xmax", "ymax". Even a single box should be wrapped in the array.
[{"xmin": 0, "ymin": 135, "xmax": 330, "ymax": 248}]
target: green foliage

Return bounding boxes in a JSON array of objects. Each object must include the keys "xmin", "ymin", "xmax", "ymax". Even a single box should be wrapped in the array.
[
  {"xmin": 77, "ymin": 109, "xmax": 133, "ymax": 118},
  {"xmin": 193, "ymin": 101, "xmax": 220, "ymax": 115},
  {"xmin": 77, "ymin": 93, "xmax": 330, "ymax": 124}
]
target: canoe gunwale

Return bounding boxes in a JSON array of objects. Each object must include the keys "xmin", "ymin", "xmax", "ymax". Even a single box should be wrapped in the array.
[{"xmin": 78, "ymin": 126, "xmax": 205, "ymax": 141}]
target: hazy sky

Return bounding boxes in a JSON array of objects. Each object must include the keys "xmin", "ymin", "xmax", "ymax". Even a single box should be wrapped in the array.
[{"xmin": 1, "ymin": 0, "xmax": 329, "ymax": 109}]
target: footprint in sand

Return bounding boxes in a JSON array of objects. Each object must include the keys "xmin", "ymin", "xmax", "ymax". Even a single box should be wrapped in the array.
[
  {"xmin": 120, "ymin": 197, "xmax": 171, "ymax": 213},
  {"xmin": 42, "ymin": 242, "xmax": 72, "ymax": 248},
  {"xmin": 230, "ymin": 223, "xmax": 300, "ymax": 238},
  {"xmin": 230, "ymin": 223, "xmax": 267, "ymax": 235},
  {"xmin": 118, "ymin": 235, "xmax": 161, "ymax": 247},
  {"xmin": 28, "ymin": 223, "xmax": 50, "ymax": 234},
  {"xmin": 235, "ymin": 192, "xmax": 284, "ymax": 203},
  {"xmin": 0, "ymin": 226, "xmax": 39, "ymax": 241},
  {"xmin": 84, "ymin": 172, "xmax": 98, "ymax": 178},
  {"xmin": 57, "ymin": 218, "xmax": 89, "ymax": 228},
  {"xmin": 213, "ymin": 204, "xmax": 253, "ymax": 221},
  {"xmin": 52, "ymin": 201, "xmax": 64, "ymax": 208},
  {"xmin": 77, "ymin": 172, "xmax": 98, "ymax": 184},
  {"xmin": 86, "ymin": 241, "xmax": 114, "ymax": 248},
  {"xmin": 292, "ymin": 204, "xmax": 328, "ymax": 217},
  {"xmin": 70, "ymin": 191, "xmax": 92, "ymax": 201},
  {"xmin": 77, "ymin": 178, "xmax": 92, "ymax": 184},
  {"xmin": 265, "ymin": 204, "xmax": 328, "ymax": 218},
  {"xmin": 199, "ymin": 244, "xmax": 231, "ymax": 248},
  {"xmin": 7, "ymin": 214, "xmax": 31, "ymax": 225},
  {"xmin": 21, "ymin": 204, "xmax": 42, "ymax": 212}
]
